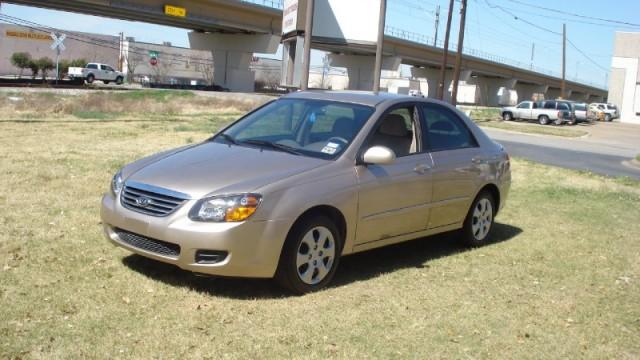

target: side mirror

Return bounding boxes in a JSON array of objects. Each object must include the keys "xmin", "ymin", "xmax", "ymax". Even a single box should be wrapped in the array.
[{"xmin": 362, "ymin": 146, "xmax": 396, "ymax": 165}]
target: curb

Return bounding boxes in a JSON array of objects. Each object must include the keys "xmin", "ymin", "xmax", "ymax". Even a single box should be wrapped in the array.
[{"xmin": 622, "ymin": 159, "xmax": 640, "ymax": 171}]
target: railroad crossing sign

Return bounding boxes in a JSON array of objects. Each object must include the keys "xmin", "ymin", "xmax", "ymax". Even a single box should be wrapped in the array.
[
  {"xmin": 50, "ymin": 32, "xmax": 66, "ymax": 52},
  {"xmin": 50, "ymin": 32, "xmax": 66, "ymax": 84}
]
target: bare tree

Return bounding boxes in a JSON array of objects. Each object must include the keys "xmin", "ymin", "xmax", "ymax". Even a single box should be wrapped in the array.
[
  {"xmin": 198, "ymin": 60, "xmax": 214, "ymax": 86},
  {"xmin": 124, "ymin": 53, "xmax": 144, "ymax": 83}
]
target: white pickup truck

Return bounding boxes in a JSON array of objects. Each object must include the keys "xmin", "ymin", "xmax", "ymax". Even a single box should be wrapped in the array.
[
  {"xmin": 501, "ymin": 100, "xmax": 574, "ymax": 125},
  {"xmin": 68, "ymin": 63, "xmax": 124, "ymax": 85}
]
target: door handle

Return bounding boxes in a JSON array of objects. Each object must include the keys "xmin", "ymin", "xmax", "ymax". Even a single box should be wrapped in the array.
[
  {"xmin": 414, "ymin": 164, "xmax": 431, "ymax": 174},
  {"xmin": 471, "ymin": 157, "xmax": 485, "ymax": 164}
]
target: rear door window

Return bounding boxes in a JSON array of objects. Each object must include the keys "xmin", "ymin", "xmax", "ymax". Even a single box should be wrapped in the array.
[
  {"xmin": 543, "ymin": 101, "xmax": 556, "ymax": 109},
  {"xmin": 421, "ymin": 104, "xmax": 477, "ymax": 152}
]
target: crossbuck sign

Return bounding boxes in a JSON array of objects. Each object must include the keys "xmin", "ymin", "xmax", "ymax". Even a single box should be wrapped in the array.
[{"xmin": 50, "ymin": 32, "xmax": 66, "ymax": 83}]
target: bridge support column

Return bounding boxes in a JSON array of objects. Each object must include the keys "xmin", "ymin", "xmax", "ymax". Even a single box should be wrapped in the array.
[
  {"xmin": 188, "ymin": 32, "xmax": 279, "ymax": 92},
  {"xmin": 515, "ymin": 84, "xmax": 548, "ymax": 102},
  {"xmin": 546, "ymin": 88, "xmax": 561, "ymax": 100},
  {"xmin": 329, "ymin": 54, "xmax": 402, "ymax": 91},
  {"xmin": 474, "ymin": 77, "xmax": 518, "ymax": 106},
  {"xmin": 568, "ymin": 91, "xmax": 588, "ymax": 101},
  {"xmin": 588, "ymin": 94, "xmax": 603, "ymax": 103},
  {"xmin": 410, "ymin": 67, "xmax": 448, "ymax": 98}
]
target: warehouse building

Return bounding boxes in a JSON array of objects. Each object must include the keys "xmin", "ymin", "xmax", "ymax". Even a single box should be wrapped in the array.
[{"xmin": 608, "ymin": 32, "xmax": 640, "ymax": 124}]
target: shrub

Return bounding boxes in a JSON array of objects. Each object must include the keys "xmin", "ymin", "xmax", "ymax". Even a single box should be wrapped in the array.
[
  {"xmin": 28, "ymin": 60, "xmax": 40, "ymax": 80},
  {"xmin": 35, "ymin": 57, "xmax": 55, "ymax": 81},
  {"xmin": 10, "ymin": 52, "xmax": 32, "ymax": 78}
]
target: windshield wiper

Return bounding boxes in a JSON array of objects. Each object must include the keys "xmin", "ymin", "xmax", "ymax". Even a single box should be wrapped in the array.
[
  {"xmin": 217, "ymin": 133, "xmax": 238, "ymax": 145},
  {"xmin": 241, "ymin": 139, "xmax": 302, "ymax": 155}
]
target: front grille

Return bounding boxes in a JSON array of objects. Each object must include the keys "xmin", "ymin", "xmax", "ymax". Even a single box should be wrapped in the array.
[
  {"xmin": 115, "ymin": 228, "xmax": 180, "ymax": 257},
  {"xmin": 120, "ymin": 183, "xmax": 187, "ymax": 217}
]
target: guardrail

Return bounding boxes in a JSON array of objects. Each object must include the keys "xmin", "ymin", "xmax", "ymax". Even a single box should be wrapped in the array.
[{"xmin": 240, "ymin": 1, "xmax": 604, "ymax": 89}]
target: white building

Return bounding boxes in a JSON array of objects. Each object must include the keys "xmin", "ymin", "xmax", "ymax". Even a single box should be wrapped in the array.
[{"xmin": 609, "ymin": 32, "xmax": 640, "ymax": 124}]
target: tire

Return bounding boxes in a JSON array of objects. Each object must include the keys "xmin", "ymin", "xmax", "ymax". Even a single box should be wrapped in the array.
[
  {"xmin": 538, "ymin": 115, "xmax": 549, "ymax": 125},
  {"xmin": 103, "ymin": 81, "xmax": 110, "ymax": 85},
  {"xmin": 502, "ymin": 112, "xmax": 513, "ymax": 121},
  {"xmin": 605, "ymin": 114, "xmax": 612, "ymax": 122},
  {"xmin": 554, "ymin": 118, "xmax": 563, "ymax": 126},
  {"xmin": 86, "ymin": 74, "xmax": 95, "ymax": 84},
  {"xmin": 275, "ymin": 215, "xmax": 342, "ymax": 294},
  {"xmin": 116, "ymin": 76, "xmax": 123, "ymax": 85},
  {"xmin": 460, "ymin": 191, "xmax": 496, "ymax": 247}
]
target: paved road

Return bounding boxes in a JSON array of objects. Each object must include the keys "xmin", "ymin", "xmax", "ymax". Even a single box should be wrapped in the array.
[{"xmin": 483, "ymin": 127, "xmax": 640, "ymax": 179}]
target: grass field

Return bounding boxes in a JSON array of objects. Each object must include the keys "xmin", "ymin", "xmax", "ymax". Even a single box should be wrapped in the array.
[
  {"xmin": 1, "ymin": 91, "xmax": 639, "ymax": 358},
  {"xmin": 468, "ymin": 107, "xmax": 589, "ymax": 138}
]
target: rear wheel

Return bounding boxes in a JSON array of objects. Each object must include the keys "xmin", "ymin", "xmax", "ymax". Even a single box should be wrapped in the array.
[
  {"xmin": 502, "ymin": 112, "xmax": 513, "ymax": 121},
  {"xmin": 275, "ymin": 216, "xmax": 341, "ymax": 294},
  {"xmin": 461, "ymin": 191, "xmax": 496, "ymax": 247},
  {"xmin": 86, "ymin": 74, "xmax": 95, "ymax": 84},
  {"xmin": 538, "ymin": 115, "xmax": 549, "ymax": 125}
]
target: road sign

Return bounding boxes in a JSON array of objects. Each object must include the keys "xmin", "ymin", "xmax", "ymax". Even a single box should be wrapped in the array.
[
  {"xmin": 164, "ymin": 5, "xmax": 187, "ymax": 17},
  {"xmin": 148, "ymin": 50, "xmax": 159, "ymax": 58},
  {"xmin": 150, "ymin": 57, "xmax": 158, "ymax": 66},
  {"xmin": 50, "ymin": 32, "xmax": 66, "ymax": 84},
  {"xmin": 50, "ymin": 32, "xmax": 66, "ymax": 52}
]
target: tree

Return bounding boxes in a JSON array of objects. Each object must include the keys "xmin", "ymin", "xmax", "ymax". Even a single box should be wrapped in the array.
[
  {"xmin": 197, "ymin": 60, "xmax": 214, "ymax": 86},
  {"xmin": 35, "ymin": 57, "xmax": 55, "ymax": 81},
  {"xmin": 28, "ymin": 60, "xmax": 40, "ymax": 80},
  {"xmin": 10, "ymin": 52, "xmax": 32, "ymax": 79}
]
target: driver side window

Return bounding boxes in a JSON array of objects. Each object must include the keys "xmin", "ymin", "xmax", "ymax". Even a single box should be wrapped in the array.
[{"xmin": 367, "ymin": 106, "xmax": 419, "ymax": 158}]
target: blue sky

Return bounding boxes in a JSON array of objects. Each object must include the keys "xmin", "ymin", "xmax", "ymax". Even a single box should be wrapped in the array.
[{"xmin": 2, "ymin": 0, "xmax": 639, "ymax": 88}]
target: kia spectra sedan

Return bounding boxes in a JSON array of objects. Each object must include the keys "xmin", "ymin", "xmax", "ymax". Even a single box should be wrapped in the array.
[{"xmin": 101, "ymin": 91, "xmax": 511, "ymax": 294}]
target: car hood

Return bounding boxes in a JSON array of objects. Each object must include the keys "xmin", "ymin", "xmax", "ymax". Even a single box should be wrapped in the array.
[{"xmin": 125, "ymin": 142, "xmax": 329, "ymax": 198}]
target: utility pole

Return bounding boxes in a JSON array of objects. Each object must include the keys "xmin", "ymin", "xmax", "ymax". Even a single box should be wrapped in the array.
[
  {"xmin": 373, "ymin": 0, "xmax": 387, "ymax": 94},
  {"xmin": 561, "ymin": 23, "xmax": 566, "ymax": 99},
  {"xmin": 300, "ymin": 0, "xmax": 314, "ymax": 90},
  {"xmin": 433, "ymin": 5, "xmax": 440, "ymax": 47},
  {"xmin": 530, "ymin": 43, "xmax": 535, "ymax": 70},
  {"xmin": 437, "ymin": 0, "xmax": 455, "ymax": 100},
  {"xmin": 450, "ymin": 0, "xmax": 467, "ymax": 106}
]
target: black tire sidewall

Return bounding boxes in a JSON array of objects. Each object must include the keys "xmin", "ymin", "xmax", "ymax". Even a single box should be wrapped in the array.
[
  {"xmin": 461, "ymin": 191, "xmax": 496, "ymax": 247},
  {"xmin": 275, "ymin": 216, "xmax": 342, "ymax": 294}
]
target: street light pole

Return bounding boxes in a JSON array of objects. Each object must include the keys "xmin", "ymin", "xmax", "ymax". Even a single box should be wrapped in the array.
[
  {"xmin": 437, "ymin": 0, "xmax": 455, "ymax": 100},
  {"xmin": 451, "ymin": 0, "xmax": 467, "ymax": 106},
  {"xmin": 373, "ymin": 0, "xmax": 387, "ymax": 94},
  {"xmin": 300, "ymin": 0, "xmax": 314, "ymax": 90}
]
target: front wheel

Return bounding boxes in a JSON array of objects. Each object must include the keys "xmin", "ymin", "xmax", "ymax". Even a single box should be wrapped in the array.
[
  {"xmin": 116, "ymin": 76, "xmax": 123, "ymax": 85},
  {"xmin": 605, "ymin": 114, "xmax": 612, "ymax": 122},
  {"xmin": 275, "ymin": 216, "xmax": 341, "ymax": 294},
  {"xmin": 502, "ymin": 112, "xmax": 513, "ymax": 121},
  {"xmin": 460, "ymin": 191, "xmax": 495, "ymax": 247},
  {"xmin": 86, "ymin": 74, "xmax": 95, "ymax": 84}
]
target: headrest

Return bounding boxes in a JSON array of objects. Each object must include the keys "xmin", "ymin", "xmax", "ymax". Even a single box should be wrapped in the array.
[{"xmin": 379, "ymin": 114, "xmax": 408, "ymax": 137}]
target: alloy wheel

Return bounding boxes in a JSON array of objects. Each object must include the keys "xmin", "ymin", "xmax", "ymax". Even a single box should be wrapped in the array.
[
  {"xmin": 296, "ymin": 226, "xmax": 336, "ymax": 285},
  {"xmin": 471, "ymin": 198, "xmax": 493, "ymax": 241}
]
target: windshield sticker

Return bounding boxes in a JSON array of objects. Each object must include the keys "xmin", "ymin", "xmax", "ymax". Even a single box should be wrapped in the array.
[
  {"xmin": 321, "ymin": 145, "xmax": 338, "ymax": 155},
  {"xmin": 326, "ymin": 142, "xmax": 339, "ymax": 149}
]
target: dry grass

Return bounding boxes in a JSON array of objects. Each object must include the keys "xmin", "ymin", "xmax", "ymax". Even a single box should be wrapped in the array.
[{"xmin": 0, "ymin": 90, "xmax": 639, "ymax": 358}]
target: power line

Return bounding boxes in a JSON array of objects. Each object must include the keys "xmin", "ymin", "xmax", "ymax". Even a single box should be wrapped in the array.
[
  {"xmin": 484, "ymin": 0, "xmax": 561, "ymax": 35},
  {"xmin": 504, "ymin": 0, "xmax": 640, "ymax": 28},
  {"xmin": 567, "ymin": 38, "xmax": 609, "ymax": 72}
]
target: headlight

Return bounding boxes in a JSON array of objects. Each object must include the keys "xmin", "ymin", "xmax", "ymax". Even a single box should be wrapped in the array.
[
  {"xmin": 189, "ymin": 194, "xmax": 262, "ymax": 222},
  {"xmin": 111, "ymin": 170, "xmax": 124, "ymax": 195}
]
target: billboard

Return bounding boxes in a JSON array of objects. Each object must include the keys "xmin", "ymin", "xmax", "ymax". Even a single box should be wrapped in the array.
[
  {"xmin": 312, "ymin": 0, "xmax": 381, "ymax": 45},
  {"xmin": 282, "ymin": 0, "xmax": 299, "ymax": 35}
]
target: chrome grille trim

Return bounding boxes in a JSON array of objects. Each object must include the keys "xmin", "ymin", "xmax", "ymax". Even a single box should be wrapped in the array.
[{"xmin": 120, "ymin": 181, "xmax": 189, "ymax": 217}]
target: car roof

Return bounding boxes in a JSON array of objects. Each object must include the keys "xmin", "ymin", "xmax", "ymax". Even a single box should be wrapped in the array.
[{"xmin": 283, "ymin": 90, "xmax": 414, "ymax": 107}]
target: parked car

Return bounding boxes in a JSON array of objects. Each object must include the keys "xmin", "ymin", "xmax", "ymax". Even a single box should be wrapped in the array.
[
  {"xmin": 501, "ymin": 99, "xmax": 575, "ymax": 125},
  {"xmin": 573, "ymin": 102, "xmax": 593, "ymax": 123},
  {"xmin": 68, "ymin": 63, "xmax": 124, "ymax": 85},
  {"xmin": 101, "ymin": 91, "xmax": 511, "ymax": 294},
  {"xmin": 590, "ymin": 103, "xmax": 619, "ymax": 122}
]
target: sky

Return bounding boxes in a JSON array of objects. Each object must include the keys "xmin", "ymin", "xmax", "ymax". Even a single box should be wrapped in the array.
[{"xmin": 2, "ymin": 0, "xmax": 639, "ymax": 89}]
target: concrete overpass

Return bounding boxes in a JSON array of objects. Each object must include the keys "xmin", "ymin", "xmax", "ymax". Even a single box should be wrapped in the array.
[{"xmin": 6, "ymin": 0, "xmax": 607, "ymax": 103}]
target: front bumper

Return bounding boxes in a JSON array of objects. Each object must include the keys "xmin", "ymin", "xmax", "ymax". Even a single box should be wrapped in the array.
[{"xmin": 100, "ymin": 193, "xmax": 292, "ymax": 278}]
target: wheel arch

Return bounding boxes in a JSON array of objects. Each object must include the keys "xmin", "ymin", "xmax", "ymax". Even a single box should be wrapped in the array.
[
  {"xmin": 478, "ymin": 183, "xmax": 501, "ymax": 215},
  {"xmin": 286, "ymin": 205, "xmax": 347, "ymax": 252}
]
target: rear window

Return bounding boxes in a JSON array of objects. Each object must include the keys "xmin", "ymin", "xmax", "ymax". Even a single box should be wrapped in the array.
[{"xmin": 575, "ymin": 104, "xmax": 586, "ymax": 111}]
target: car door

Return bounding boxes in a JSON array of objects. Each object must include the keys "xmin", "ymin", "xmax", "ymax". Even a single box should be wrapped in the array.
[
  {"xmin": 516, "ymin": 101, "xmax": 532, "ymax": 119},
  {"xmin": 420, "ymin": 103, "xmax": 483, "ymax": 229},
  {"xmin": 354, "ymin": 104, "xmax": 433, "ymax": 245}
]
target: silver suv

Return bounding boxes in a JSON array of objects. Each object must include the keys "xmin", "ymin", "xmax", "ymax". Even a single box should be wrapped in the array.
[{"xmin": 101, "ymin": 91, "xmax": 511, "ymax": 293}]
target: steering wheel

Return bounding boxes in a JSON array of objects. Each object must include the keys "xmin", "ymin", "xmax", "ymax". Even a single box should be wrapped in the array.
[{"xmin": 326, "ymin": 136, "xmax": 348, "ymax": 146}]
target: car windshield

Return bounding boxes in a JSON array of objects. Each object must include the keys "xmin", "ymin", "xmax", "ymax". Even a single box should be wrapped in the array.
[{"xmin": 213, "ymin": 98, "xmax": 375, "ymax": 159}]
